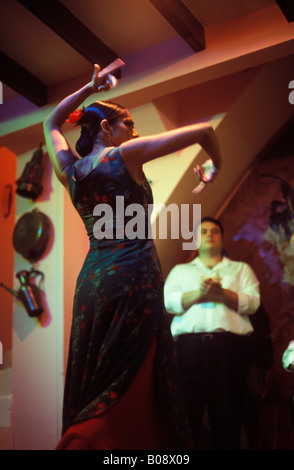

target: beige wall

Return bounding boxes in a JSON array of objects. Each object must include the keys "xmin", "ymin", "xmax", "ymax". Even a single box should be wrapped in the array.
[{"xmin": 11, "ymin": 150, "xmax": 64, "ymax": 449}]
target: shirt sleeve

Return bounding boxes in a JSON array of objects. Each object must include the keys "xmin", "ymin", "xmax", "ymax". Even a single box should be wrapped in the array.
[
  {"xmin": 237, "ymin": 263, "xmax": 260, "ymax": 315},
  {"xmin": 164, "ymin": 266, "xmax": 184, "ymax": 315},
  {"xmin": 282, "ymin": 341, "xmax": 294, "ymax": 372}
]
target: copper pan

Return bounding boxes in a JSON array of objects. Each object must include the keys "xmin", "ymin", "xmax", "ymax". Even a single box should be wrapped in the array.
[{"xmin": 13, "ymin": 209, "xmax": 51, "ymax": 262}]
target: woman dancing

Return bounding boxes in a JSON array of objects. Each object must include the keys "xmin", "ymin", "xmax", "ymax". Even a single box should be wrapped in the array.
[{"xmin": 43, "ymin": 64, "xmax": 221, "ymax": 450}]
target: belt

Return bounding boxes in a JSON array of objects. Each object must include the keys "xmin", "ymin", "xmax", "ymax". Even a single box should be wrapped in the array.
[
  {"xmin": 198, "ymin": 333, "xmax": 218, "ymax": 342},
  {"xmin": 175, "ymin": 331, "xmax": 237, "ymax": 343}
]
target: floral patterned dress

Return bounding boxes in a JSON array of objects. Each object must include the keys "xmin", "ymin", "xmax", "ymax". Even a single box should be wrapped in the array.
[{"xmin": 58, "ymin": 148, "xmax": 192, "ymax": 449}]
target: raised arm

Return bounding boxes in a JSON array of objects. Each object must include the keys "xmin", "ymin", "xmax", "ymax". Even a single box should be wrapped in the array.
[
  {"xmin": 120, "ymin": 121, "xmax": 221, "ymax": 177},
  {"xmin": 43, "ymin": 65, "xmax": 111, "ymax": 190}
]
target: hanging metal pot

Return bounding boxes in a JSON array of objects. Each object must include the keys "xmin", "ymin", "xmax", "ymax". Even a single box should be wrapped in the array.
[{"xmin": 12, "ymin": 209, "xmax": 51, "ymax": 262}]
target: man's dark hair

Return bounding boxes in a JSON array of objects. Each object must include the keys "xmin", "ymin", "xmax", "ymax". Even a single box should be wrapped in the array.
[{"xmin": 200, "ymin": 217, "xmax": 224, "ymax": 235}]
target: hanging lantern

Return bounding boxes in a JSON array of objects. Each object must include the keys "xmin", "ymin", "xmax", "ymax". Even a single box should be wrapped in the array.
[{"xmin": 16, "ymin": 143, "xmax": 44, "ymax": 199}]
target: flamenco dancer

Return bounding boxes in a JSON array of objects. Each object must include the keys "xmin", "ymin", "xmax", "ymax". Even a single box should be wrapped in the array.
[{"xmin": 43, "ymin": 63, "xmax": 221, "ymax": 450}]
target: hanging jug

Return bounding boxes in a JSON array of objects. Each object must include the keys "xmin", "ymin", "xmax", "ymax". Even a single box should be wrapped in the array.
[
  {"xmin": 0, "ymin": 269, "xmax": 45, "ymax": 317},
  {"xmin": 16, "ymin": 269, "xmax": 44, "ymax": 317}
]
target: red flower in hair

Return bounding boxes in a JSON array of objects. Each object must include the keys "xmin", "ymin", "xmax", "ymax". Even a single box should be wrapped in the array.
[{"xmin": 66, "ymin": 108, "xmax": 83, "ymax": 124}]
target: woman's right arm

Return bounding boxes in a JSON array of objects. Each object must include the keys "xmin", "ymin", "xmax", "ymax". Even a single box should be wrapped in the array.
[
  {"xmin": 43, "ymin": 65, "xmax": 110, "ymax": 190},
  {"xmin": 120, "ymin": 122, "xmax": 221, "ymax": 175},
  {"xmin": 43, "ymin": 84, "xmax": 92, "ymax": 190}
]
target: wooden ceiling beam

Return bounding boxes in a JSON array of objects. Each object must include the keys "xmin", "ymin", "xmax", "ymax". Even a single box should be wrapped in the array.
[
  {"xmin": 149, "ymin": 0, "xmax": 205, "ymax": 52},
  {"xmin": 0, "ymin": 51, "xmax": 47, "ymax": 106},
  {"xmin": 275, "ymin": 0, "xmax": 294, "ymax": 22},
  {"xmin": 17, "ymin": 0, "xmax": 120, "ymax": 69}
]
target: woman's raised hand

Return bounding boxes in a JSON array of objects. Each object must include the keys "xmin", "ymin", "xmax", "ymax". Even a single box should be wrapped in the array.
[{"xmin": 91, "ymin": 64, "xmax": 113, "ymax": 93}]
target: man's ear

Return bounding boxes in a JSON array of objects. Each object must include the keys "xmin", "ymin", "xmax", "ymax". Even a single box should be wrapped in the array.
[{"xmin": 100, "ymin": 119, "xmax": 112, "ymax": 137}]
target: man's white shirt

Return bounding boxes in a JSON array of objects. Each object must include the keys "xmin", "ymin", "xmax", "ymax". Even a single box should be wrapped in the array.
[{"xmin": 164, "ymin": 256, "xmax": 260, "ymax": 337}]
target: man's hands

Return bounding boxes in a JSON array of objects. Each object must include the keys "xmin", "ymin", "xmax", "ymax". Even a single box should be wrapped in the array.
[
  {"xmin": 181, "ymin": 277, "xmax": 222, "ymax": 310},
  {"xmin": 181, "ymin": 277, "xmax": 238, "ymax": 312},
  {"xmin": 200, "ymin": 277, "xmax": 223, "ymax": 302},
  {"xmin": 200, "ymin": 277, "xmax": 238, "ymax": 311}
]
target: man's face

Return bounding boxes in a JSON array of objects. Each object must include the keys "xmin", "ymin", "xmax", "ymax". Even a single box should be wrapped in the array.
[{"xmin": 198, "ymin": 221, "xmax": 223, "ymax": 255}]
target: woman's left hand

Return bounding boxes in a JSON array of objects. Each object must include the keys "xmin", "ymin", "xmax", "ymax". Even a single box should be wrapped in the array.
[{"xmin": 91, "ymin": 64, "xmax": 113, "ymax": 93}]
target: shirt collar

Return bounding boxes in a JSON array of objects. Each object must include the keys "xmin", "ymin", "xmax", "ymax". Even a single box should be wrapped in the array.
[{"xmin": 191, "ymin": 256, "xmax": 229, "ymax": 270}]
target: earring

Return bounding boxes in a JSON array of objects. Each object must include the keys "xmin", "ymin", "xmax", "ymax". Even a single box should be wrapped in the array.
[{"xmin": 107, "ymin": 134, "xmax": 114, "ymax": 146}]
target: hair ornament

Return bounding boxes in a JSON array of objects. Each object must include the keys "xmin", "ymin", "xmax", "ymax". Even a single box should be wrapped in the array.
[{"xmin": 66, "ymin": 108, "xmax": 84, "ymax": 125}]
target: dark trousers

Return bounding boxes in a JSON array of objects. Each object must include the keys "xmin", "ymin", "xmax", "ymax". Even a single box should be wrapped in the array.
[{"xmin": 174, "ymin": 332, "xmax": 250, "ymax": 450}]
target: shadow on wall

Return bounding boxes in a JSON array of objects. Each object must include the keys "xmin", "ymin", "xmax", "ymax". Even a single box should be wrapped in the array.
[{"xmin": 220, "ymin": 127, "xmax": 294, "ymax": 450}]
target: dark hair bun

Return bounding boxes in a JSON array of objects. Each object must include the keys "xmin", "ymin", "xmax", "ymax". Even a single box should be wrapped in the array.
[
  {"xmin": 76, "ymin": 130, "xmax": 95, "ymax": 157},
  {"xmin": 75, "ymin": 101, "xmax": 127, "ymax": 157}
]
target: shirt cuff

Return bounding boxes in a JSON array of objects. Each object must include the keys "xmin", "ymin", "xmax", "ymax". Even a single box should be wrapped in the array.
[
  {"xmin": 164, "ymin": 292, "xmax": 184, "ymax": 315},
  {"xmin": 237, "ymin": 292, "xmax": 248, "ymax": 314},
  {"xmin": 282, "ymin": 341, "xmax": 294, "ymax": 371},
  {"xmin": 237, "ymin": 292, "xmax": 259, "ymax": 315}
]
